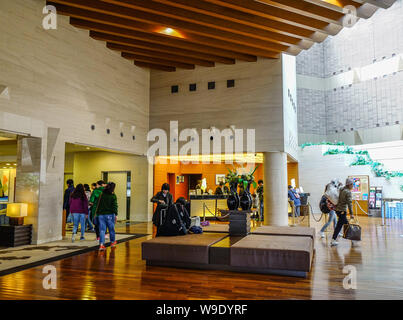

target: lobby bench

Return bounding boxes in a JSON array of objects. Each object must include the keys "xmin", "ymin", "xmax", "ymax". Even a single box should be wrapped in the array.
[
  {"xmin": 142, "ymin": 233, "xmax": 227, "ymax": 265},
  {"xmin": 142, "ymin": 227, "xmax": 315, "ymax": 278},
  {"xmin": 252, "ymin": 225, "xmax": 316, "ymax": 240}
]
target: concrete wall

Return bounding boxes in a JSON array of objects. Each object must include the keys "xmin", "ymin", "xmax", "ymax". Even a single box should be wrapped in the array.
[
  {"xmin": 150, "ymin": 57, "xmax": 287, "ymax": 154},
  {"xmin": 297, "ymin": 0, "xmax": 403, "ymax": 145},
  {"xmin": 0, "ymin": 0, "xmax": 150, "ymax": 243},
  {"xmin": 299, "ymin": 141, "xmax": 403, "ymax": 213}
]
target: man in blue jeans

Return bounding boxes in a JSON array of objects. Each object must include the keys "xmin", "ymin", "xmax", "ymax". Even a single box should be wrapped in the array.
[
  {"xmin": 95, "ymin": 182, "xmax": 118, "ymax": 251},
  {"xmin": 288, "ymin": 185, "xmax": 301, "ymax": 217}
]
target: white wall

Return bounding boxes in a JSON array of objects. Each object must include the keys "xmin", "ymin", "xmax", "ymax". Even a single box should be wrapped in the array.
[
  {"xmin": 150, "ymin": 57, "xmax": 286, "ymax": 154},
  {"xmin": 299, "ymin": 142, "xmax": 403, "ymax": 213},
  {"xmin": 0, "ymin": 0, "xmax": 150, "ymax": 243}
]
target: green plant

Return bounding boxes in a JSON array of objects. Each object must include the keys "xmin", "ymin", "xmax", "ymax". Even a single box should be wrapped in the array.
[
  {"xmin": 239, "ymin": 165, "xmax": 259, "ymax": 190},
  {"xmin": 225, "ymin": 168, "xmax": 240, "ymax": 186}
]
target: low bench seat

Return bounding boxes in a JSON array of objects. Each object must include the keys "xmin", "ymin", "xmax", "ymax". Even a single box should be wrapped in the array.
[
  {"xmin": 230, "ymin": 235, "xmax": 314, "ymax": 276},
  {"xmin": 252, "ymin": 226, "xmax": 316, "ymax": 240},
  {"xmin": 142, "ymin": 233, "xmax": 227, "ymax": 265}
]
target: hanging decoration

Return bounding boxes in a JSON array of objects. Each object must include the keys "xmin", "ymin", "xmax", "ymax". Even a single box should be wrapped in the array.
[
  {"xmin": 300, "ymin": 141, "xmax": 345, "ymax": 149},
  {"xmin": 300, "ymin": 141, "xmax": 403, "ymax": 193}
]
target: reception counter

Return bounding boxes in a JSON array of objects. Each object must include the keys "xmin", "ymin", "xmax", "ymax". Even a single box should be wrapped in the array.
[{"xmin": 189, "ymin": 195, "xmax": 228, "ymax": 218}]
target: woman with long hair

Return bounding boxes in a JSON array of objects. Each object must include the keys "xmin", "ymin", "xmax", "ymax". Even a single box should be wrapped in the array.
[
  {"xmin": 96, "ymin": 182, "xmax": 118, "ymax": 251},
  {"xmin": 83, "ymin": 184, "xmax": 94, "ymax": 232},
  {"xmin": 69, "ymin": 183, "xmax": 89, "ymax": 242}
]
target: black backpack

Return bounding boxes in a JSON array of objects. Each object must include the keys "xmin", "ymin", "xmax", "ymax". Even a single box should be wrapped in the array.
[
  {"xmin": 156, "ymin": 204, "xmax": 188, "ymax": 237},
  {"xmin": 175, "ymin": 199, "xmax": 191, "ymax": 229},
  {"xmin": 319, "ymin": 195, "xmax": 330, "ymax": 214}
]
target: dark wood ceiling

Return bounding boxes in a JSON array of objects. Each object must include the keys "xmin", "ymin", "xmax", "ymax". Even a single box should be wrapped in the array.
[{"xmin": 47, "ymin": 0, "xmax": 396, "ymax": 72}]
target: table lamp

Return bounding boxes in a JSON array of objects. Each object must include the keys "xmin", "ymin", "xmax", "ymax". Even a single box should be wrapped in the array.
[{"xmin": 7, "ymin": 203, "xmax": 28, "ymax": 226}]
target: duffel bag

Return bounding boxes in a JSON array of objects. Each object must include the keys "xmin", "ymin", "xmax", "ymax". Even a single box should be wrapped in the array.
[{"xmin": 343, "ymin": 219, "xmax": 362, "ymax": 241}]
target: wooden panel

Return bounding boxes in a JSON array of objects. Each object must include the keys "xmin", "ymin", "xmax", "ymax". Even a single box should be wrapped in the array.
[
  {"xmin": 122, "ymin": 52, "xmax": 195, "ymax": 70},
  {"xmin": 91, "ymin": 32, "xmax": 235, "ymax": 65},
  {"xmin": 107, "ymin": 43, "xmax": 215, "ymax": 67},
  {"xmin": 45, "ymin": 0, "xmax": 392, "ymax": 71},
  {"xmin": 70, "ymin": 18, "xmax": 259, "ymax": 62}
]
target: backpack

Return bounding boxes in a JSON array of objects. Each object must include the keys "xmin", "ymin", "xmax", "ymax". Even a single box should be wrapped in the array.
[
  {"xmin": 156, "ymin": 204, "xmax": 187, "ymax": 237},
  {"xmin": 324, "ymin": 180, "xmax": 342, "ymax": 205},
  {"xmin": 319, "ymin": 195, "xmax": 331, "ymax": 214},
  {"xmin": 175, "ymin": 202, "xmax": 191, "ymax": 229}
]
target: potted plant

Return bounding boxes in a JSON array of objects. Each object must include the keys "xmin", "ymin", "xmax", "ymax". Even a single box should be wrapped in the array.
[
  {"xmin": 225, "ymin": 168, "xmax": 241, "ymax": 210},
  {"xmin": 239, "ymin": 166, "xmax": 259, "ymax": 210}
]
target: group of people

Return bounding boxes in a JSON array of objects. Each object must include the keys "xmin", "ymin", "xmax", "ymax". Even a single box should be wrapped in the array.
[
  {"xmin": 63, "ymin": 179, "xmax": 118, "ymax": 251},
  {"xmin": 319, "ymin": 178, "xmax": 355, "ymax": 246}
]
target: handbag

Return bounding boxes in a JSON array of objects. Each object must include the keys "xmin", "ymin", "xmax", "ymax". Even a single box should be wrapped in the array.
[{"xmin": 343, "ymin": 218, "xmax": 362, "ymax": 241}]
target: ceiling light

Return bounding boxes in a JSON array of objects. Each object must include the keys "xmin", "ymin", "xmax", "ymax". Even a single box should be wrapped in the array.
[
  {"xmin": 154, "ymin": 27, "xmax": 185, "ymax": 38},
  {"xmin": 86, "ymin": 147, "xmax": 90, "ymax": 150},
  {"xmin": 6, "ymin": 163, "xmax": 10, "ymax": 165}
]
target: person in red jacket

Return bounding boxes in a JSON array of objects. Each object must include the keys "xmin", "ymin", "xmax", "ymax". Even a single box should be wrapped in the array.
[{"xmin": 69, "ymin": 184, "xmax": 89, "ymax": 242}]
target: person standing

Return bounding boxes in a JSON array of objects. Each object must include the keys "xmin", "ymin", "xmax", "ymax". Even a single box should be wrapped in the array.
[
  {"xmin": 150, "ymin": 183, "xmax": 173, "ymax": 236},
  {"xmin": 90, "ymin": 180, "xmax": 106, "ymax": 241},
  {"xmin": 84, "ymin": 184, "xmax": 94, "ymax": 231},
  {"xmin": 331, "ymin": 178, "xmax": 355, "ymax": 246},
  {"xmin": 96, "ymin": 182, "xmax": 118, "ymax": 251},
  {"xmin": 288, "ymin": 185, "xmax": 301, "ymax": 218},
  {"xmin": 214, "ymin": 182, "xmax": 224, "ymax": 195},
  {"xmin": 256, "ymin": 180, "xmax": 264, "ymax": 221},
  {"xmin": 69, "ymin": 184, "xmax": 89, "ymax": 242},
  {"xmin": 319, "ymin": 187, "xmax": 338, "ymax": 238},
  {"xmin": 63, "ymin": 179, "xmax": 75, "ymax": 223}
]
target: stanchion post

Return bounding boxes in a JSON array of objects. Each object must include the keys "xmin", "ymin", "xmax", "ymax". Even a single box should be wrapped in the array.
[{"xmin": 290, "ymin": 201, "xmax": 297, "ymax": 227}]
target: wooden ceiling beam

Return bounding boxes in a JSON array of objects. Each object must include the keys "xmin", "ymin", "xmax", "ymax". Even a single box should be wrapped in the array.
[
  {"xmin": 90, "ymin": 31, "xmax": 235, "ymax": 65},
  {"xmin": 122, "ymin": 52, "xmax": 195, "ymax": 70},
  {"xmin": 53, "ymin": 4, "xmax": 281, "ymax": 59},
  {"xmin": 257, "ymin": 0, "xmax": 346, "ymax": 24},
  {"xmin": 153, "ymin": 0, "xmax": 328, "ymax": 43},
  {"xmin": 91, "ymin": 0, "xmax": 311, "ymax": 50},
  {"xmin": 49, "ymin": 1, "xmax": 293, "ymax": 55},
  {"xmin": 70, "ymin": 18, "xmax": 258, "ymax": 62},
  {"xmin": 134, "ymin": 61, "xmax": 176, "ymax": 72},
  {"xmin": 307, "ymin": 0, "xmax": 377, "ymax": 19},
  {"xmin": 204, "ymin": 0, "xmax": 343, "ymax": 35},
  {"xmin": 106, "ymin": 43, "xmax": 215, "ymax": 67}
]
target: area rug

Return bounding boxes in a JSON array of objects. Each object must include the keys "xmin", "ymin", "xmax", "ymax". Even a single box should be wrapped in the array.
[{"xmin": 0, "ymin": 232, "xmax": 147, "ymax": 276}]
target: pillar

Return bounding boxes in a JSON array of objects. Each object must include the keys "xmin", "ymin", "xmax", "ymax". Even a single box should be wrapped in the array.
[
  {"xmin": 15, "ymin": 128, "xmax": 64, "ymax": 244},
  {"xmin": 263, "ymin": 152, "xmax": 288, "ymax": 226}
]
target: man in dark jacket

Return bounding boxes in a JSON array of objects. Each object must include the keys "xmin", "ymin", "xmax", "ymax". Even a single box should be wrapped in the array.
[
  {"xmin": 63, "ymin": 179, "xmax": 74, "ymax": 222},
  {"xmin": 331, "ymin": 178, "xmax": 355, "ymax": 246},
  {"xmin": 151, "ymin": 183, "xmax": 173, "ymax": 227}
]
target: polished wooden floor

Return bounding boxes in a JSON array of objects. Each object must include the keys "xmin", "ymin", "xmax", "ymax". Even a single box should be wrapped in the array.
[{"xmin": 1, "ymin": 216, "xmax": 403, "ymax": 300}]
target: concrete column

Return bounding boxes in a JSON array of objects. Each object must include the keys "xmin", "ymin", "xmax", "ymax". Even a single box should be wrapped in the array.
[
  {"xmin": 15, "ymin": 128, "xmax": 65, "ymax": 244},
  {"xmin": 15, "ymin": 136, "xmax": 41, "ymax": 243},
  {"xmin": 263, "ymin": 152, "xmax": 288, "ymax": 226}
]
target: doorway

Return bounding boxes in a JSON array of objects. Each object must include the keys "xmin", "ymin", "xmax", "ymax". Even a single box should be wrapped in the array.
[{"xmin": 102, "ymin": 171, "xmax": 131, "ymax": 221}]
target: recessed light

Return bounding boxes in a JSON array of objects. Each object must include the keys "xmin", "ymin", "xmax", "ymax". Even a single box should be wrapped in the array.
[{"xmin": 6, "ymin": 163, "xmax": 10, "ymax": 165}]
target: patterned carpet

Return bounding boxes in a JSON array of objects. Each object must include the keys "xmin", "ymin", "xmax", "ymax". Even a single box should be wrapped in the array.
[{"xmin": 0, "ymin": 231, "xmax": 147, "ymax": 276}]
